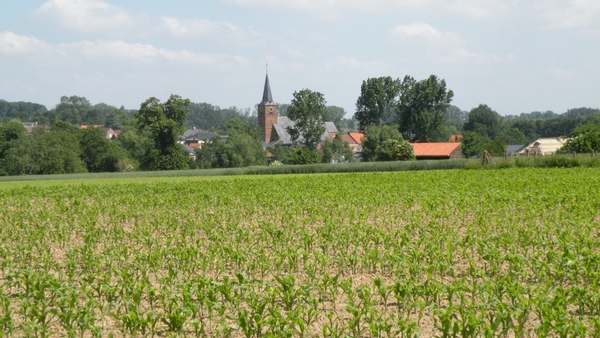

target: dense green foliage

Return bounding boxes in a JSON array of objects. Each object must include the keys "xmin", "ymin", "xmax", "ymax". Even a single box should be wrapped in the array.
[
  {"xmin": 320, "ymin": 134, "xmax": 354, "ymax": 164},
  {"xmin": 374, "ymin": 139, "xmax": 415, "ymax": 161},
  {"xmin": 196, "ymin": 134, "xmax": 267, "ymax": 169},
  {"xmin": 361, "ymin": 125, "xmax": 404, "ymax": 162},
  {"xmin": 397, "ymin": 75, "xmax": 454, "ymax": 142},
  {"xmin": 286, "ymin": 89, "xmax": 328, "ymax": 150},
  {"xmin": 463, "ymin": 104, "xmax": 505, "ymax": 139},
  {"xmin": 135, "ymin": 95, "xmax": 191, "ymax": 171},
  {"xmin": 289, "ymin": 146, "xmax": 322, "ymax": 165},
  {"xmin": 557, "ymin": 123, "xmax": 600, "ymax": 154},
  {"xmin": 1, "ymin": 168, "xmax": 600, "ymax": 337},
  {"xmin": 355, "ymin": 76, "xmax": 401, "ymax": 130},
  {"xmin": 461, "ymin": 131, "xmax": 506, "ymax": 157}
]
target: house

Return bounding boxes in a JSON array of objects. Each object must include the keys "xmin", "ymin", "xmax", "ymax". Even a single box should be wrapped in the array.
[
  {"xmin": 257, "ymin": 73, "xmax": 338, "ymax": 147},
  {"xmin": 506, "ymin": 144, "xmax": 527, "ymax": 157},
  {"xmin": 519, "ymin": 138, "xmax": 565, "ymax": 156},
  {"xmin": 182, "ymin": 127, "xmax": 220, "ymax": 141},
  {"xmin": 181, "ymin": 127, "xmax": 224, "ymax": 149},
  {"xmin": 341, "ymin": 132, "xmax": 365, "ymax": 153},
  {"xmin": 410, "ymin": 142, "xmax": 463, "ymax": 160},
  {"xmin": 268, "ymin": 116, "xmax": 338, "ymax": 146}
]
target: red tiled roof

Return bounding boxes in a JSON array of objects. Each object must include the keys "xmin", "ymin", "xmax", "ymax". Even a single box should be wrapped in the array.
[
  {"xmin": 341, "ymin": 134, "xmax": 357, "ymax": 144},
  {"xmin": 349, "ymin": 132, "xmax": 365, "ymax": 145},
  {"xmin": 410, "ymin": 142, "xmax": 461, "ymax": 157}
]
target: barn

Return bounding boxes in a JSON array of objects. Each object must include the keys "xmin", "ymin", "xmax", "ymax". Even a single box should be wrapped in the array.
[{"xmin": 410, "ymin": 142, "xmax": 463, "ymax": 160}]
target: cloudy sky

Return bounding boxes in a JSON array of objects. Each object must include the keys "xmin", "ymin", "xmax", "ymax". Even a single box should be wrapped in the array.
[{"xmin": 1, "ymin": 0, "xmax": 599, "ymax": 116}]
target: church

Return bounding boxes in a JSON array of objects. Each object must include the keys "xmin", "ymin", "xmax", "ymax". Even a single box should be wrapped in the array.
[{"xmin": 257, "ymin": 73, "xmax": 338, "ymax": 147}]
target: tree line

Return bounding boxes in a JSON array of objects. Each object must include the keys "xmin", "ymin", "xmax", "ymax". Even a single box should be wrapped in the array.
[{"xmin": 1, "ymin": 76, "xmax": 599, "ymax": 175}]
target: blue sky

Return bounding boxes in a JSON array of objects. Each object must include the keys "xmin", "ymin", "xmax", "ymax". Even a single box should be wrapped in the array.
[{"xmin": 1, "ymin": 0, "xmax": 599, "ymax": 117}]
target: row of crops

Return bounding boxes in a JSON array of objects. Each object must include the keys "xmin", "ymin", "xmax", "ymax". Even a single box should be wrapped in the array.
[{"xmin": 1, "ymin": 168, "xmax": 600, "ymax": 337}]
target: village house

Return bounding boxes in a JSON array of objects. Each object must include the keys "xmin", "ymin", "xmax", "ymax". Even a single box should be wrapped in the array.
[{"xmin": 411, "ymin": 142, "xmax": 463, "ymax": 160}]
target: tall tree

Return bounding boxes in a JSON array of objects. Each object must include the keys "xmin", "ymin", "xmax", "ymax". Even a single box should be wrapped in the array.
[
  {"xmin": 55, "ymin": 96, "xmax": 92, "ymax": 125},
  {"xmin": 325, "ymin": 106, "xmax": 346, "ymax": 125},
  {"xmin": 286, "ymin": 89, "xmax": 327, "ymax": 150},
  {"xmin": 354, "ymin": 76, "xmax": 401, "ymax": 130},
  {"xmin": 135, "ymin": 94, "xmax": 191, "ymax": 171},
  {"xmin": 463, "ymin": 104, "xmax": 505, "ymax": 139},
  {"xmin": 397, "ymin": 75, "xmax": 454, "ymax": 142},
  {"xmin": 79, "ymin": 127, "xmax": 128, "ymax": 172}
]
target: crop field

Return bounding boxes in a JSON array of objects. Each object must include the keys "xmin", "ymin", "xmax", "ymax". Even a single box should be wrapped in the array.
[{"xmin": 1, "ymin": 168, "xmax": 600, "ymax": 337}]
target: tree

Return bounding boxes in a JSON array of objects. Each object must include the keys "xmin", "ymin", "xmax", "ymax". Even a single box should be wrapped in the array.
[
  {"xmin": 397, "ymin": 75, "xmax": 454, "ymax": 142},
  {"xmin": 375, "ymin": 139, "xmax": 415, "ymax": 161},
  {"xmin": 461, "ymin": 131, "xmax": 506, "ymax": 157},
  {"xmin": 286, "ymin": 89, "xmax": 327, "ymax": 150},
  {"xmin": 321, "ymin": 134, "xmax": 354, "ymax": 163},
  {"xmin": 325, "ymin": 106, "xmax": 346, "ymax": 125},
  {"xmin": 0, "ymin": 120, "xmax": 29, "ymax": 175},
  {"xmin": 445, "ymin": 105, "xmax": 468, "ymax": 126},
  {"xmin": 361, "ymin": 125, "xmax": 404, "ymax": 162},
  {"xmin": 55, "ymin": 96, "xmax": 92, "ymax": 125},
  {"xmin": 135, "ymin": 95, "xmax": 191, "ymax": 171},
  {"xmin": 196, "ymin": 134, "xmax": 267, "ymax": 169},
  {"xmin": 289, "ymin": 146, "xmax": 321, "ymax": 165},
  {"xmin": 79, "ymin": 127, "xmax": 128, "ymax": 172},
  {"xmin": 29, "ymin": 126, "xmax": 87, "ymax": 174},
  {"xmin": 558, "ymin": 123, "xmax": 600, "ymax": 154},
  {"xmin": 501, "ymin": 128, "xmax": 529, "ymax": 145},
  {"xmin": 463, "ymin": 104, "xmax": 505, "ymax": 139},
  {"xmin": 510, "ymin": 118, "xmax": 538, "ymax": 141},
  {"xmin": 267, "ymin": 144, "xmax": 294, "ymax": 164},
  {"xmin": 224, "ymin": 118, "xmax": 262, "ymax": 141},
  {"xmin": 355, "ymin": 76, "xmax": 401, "ymax": 130}
]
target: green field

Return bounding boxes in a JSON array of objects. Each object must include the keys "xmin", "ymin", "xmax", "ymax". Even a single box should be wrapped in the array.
[{"xmin": 1, "ymin": 168, "xmax": 600, "ymax": 337}]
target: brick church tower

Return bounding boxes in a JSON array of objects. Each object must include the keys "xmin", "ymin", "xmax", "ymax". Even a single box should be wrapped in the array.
[{"xmin": 258, "ymin": 73, "xmax": 277, "ymax": 143}]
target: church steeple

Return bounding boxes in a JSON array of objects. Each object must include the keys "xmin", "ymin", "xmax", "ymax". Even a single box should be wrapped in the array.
[
  {"xmin": 262, "ymin": 73, "xmax": 274, "ymax": 104},
  {"xmin": 258, "ymin": 71, "xmax": 278, "ymax": 143}
]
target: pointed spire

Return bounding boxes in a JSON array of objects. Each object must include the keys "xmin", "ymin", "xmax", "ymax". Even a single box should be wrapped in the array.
[{"xmin": 261, "ymin": 73, "xmax": 273, "ymax": 104}]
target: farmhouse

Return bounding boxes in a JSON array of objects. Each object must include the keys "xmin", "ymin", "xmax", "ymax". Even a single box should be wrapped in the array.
[
  {"xmin": 519, "ymin": 138, "xmax": 565, "ymax": 156},
  {"xmin": 410, "ymin": 142, "xmax": 463, "ymax": 160},
  {"xmin": 341, "ymin": 132, "xmax": 365, "ymax": 153},
  {"xmin": 258, "ymin": 73, "xmax": 338, "ymax": 146}
]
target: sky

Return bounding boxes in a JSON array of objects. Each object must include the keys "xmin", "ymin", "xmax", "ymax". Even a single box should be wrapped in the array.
[{"xmin": 1, "ymin": 0, "xmax": 599, "ymax": 117}]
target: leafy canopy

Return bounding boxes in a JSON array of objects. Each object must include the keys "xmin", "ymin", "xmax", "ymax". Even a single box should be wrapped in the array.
[
  {"xmin": 397, "ymin": 75, "xmax": 454, "ymax": 142},
  {"xmin": 135, "ymin": 94, "xmax": 191, "ymax": 171},
  {"xmin": 286, "ymin": 89, "xmax": 327, "ymax": 151},
  {"xmin": 355, "ymin": 76, "xmax": 401, "ymax": 130}
]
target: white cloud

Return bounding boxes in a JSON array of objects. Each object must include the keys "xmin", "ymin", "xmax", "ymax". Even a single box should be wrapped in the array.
[
  {"xmin": 67, "ymin": 40, "xmax": 208, "ymax": 63},
  {"xmin": 0, "ymin": 31, "xmax": 54, "ymax": 54},
  {"xmin": 0, "ymin": 32, "xmax": 245, "ymax": 67},
  {"xmin": 34, "ymin": 0, "xmax": 133, "ymax": 32},
  {"xmin": 389, "ymin": 23, "xmax": 463, "ymax": 47}
]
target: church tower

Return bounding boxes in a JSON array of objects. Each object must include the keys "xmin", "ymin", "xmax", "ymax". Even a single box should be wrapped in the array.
[{"xmin": 258, "ymin": 73, "xmax": 277, "ymax": 143}]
